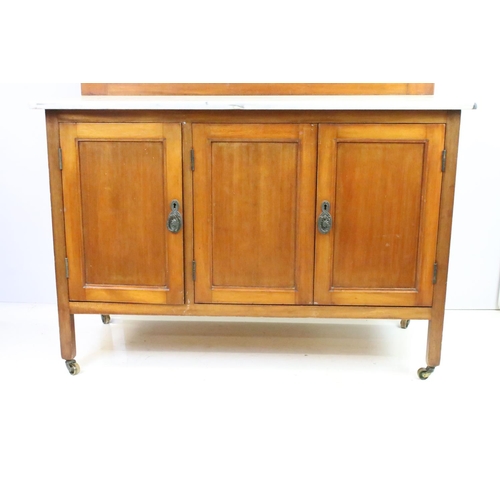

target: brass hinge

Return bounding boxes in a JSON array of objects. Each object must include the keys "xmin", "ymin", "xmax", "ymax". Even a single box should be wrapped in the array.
[
  {"xmin": 65, "ymin": 258, "xmax": 69, "ymax": 278},
  {"xmin": 58, "ymin": 148, "xmax": 63, "ymax": 170},
  {"xmin": 441, "ymin": 149, "xmax": 447, "ymax": 172},
  {"xmin": 190, "ymin": 148, "xmax": 195, "ymax": 171},
  {"xmin": 192, "ymin": 260, "xmax": 196, "ymax": 281},
  {"xmin": 432, "ymin": 262, "xmax": 438, "ymax": 284}
]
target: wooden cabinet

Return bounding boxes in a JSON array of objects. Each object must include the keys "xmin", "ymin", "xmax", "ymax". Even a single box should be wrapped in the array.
[{"xmin": 42, "ymin": 95, "xmax": 464, "ymax": 379}]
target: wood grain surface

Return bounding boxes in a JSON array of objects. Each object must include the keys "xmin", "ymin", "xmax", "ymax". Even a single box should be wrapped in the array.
[{"xmin": 81, "ymin": 83, "xmax": 434, "ymax": 96}]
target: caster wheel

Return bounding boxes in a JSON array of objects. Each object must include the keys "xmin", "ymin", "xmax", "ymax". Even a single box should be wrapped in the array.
[
  {"xmin": 101, "ymin": 314, "xmax": 111, "ymax": 325},
  {"xmin": 417, "ymin": 366, "xmax": 435, "ymax": 380},
  {"xmin": 400, "ymin": 319, "xmax": 410, "ymax": 329},
  {"xmin": 65, "ymin": 359, "xmax": 80, "ymax": 376}
]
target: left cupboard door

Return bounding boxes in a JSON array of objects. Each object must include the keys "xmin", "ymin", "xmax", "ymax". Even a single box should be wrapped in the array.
[{"xmin": 60, "ymin": 123, "xmax": 184, "ymax": 304}]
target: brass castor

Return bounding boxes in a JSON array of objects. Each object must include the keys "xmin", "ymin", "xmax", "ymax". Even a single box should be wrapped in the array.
[
  {"xmin": 65, "ymin": 359, "xmax": 80, "ymax": 376},
  {"xmin": 101, "ymin": 314, "xmax": 111, "ymax": 324},
  {"xmin": 400, "ymin": 319, "xmax": 410, "ymax": 329},
  {"xmin": 417, "ymin": 366, "xmax": 435, "ymax": 380}
]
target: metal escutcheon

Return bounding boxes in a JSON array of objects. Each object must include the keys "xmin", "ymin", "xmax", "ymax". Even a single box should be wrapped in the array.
[
  {"xmin": 167, "ymin": 200, "xmax": 183, "ymax": 233},
  {"xmin": 318, "ymin": 200, "xmax": 332, "ymax": 234}
]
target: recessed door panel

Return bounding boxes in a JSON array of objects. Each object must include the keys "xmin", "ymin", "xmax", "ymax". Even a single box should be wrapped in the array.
[
  {"xmin": 211, "ymin": 141, "xmax": 298, "ymax": 288},
  {"xmin": 333, "ymin": 141, "xmax": 424, "ymax": 289},
  {"xmin": 79, "ymin": 141, "xmax": 166, "ymax": 287}
]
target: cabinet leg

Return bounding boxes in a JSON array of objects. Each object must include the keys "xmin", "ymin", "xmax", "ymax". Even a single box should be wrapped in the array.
[
  {"xmin": 417, "ymin": 314, "xmax": 444, "ymax": 380},
  {"xmin": 59, "ymin": 309, "xmax": 76, "ymax": 361},
  {"xmin": 426, "ymin": 316, "xmax": 444, "ymax": 368}
]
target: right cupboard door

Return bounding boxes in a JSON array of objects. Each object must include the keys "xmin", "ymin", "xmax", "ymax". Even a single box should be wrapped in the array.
[{"xmin": 315, "ymin": 124, "xmax": 445, "ymax": 306}]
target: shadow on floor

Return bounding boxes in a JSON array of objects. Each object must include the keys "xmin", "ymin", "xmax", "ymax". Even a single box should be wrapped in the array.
[{"xmin": 84, "ymin": 316, "xmax": 418, "ymax": 360}]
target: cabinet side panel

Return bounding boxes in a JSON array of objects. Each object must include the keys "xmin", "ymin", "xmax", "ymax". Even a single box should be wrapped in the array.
[
  {"xmin": 426, "ymin": 112, "xmax": 461, "ymax": 366},
  {"xmin": 46, "ymin": 113, "xmax": 76, "ymax": 359}
]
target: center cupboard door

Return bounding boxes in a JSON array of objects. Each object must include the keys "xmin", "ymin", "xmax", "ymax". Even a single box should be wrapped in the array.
[
  {"xmin": 60, "ymin": 123, "xmax": 184, "ymax": 304},
  {"xmin": 192, "ymin": 124, "xmax": 317, "ymax": 304},
  {"xmin": 315, "ymin": 124, "xmax": 445, "ymax": 306}
]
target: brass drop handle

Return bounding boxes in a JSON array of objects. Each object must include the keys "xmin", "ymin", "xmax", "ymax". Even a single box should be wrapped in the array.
[
  {"xmin": 167, "ymin": 200, "xmax": 183, "ymax": 233},
  {"xmin": 318, "ymin": 200, "xmax": 332, "ymax": 234}
]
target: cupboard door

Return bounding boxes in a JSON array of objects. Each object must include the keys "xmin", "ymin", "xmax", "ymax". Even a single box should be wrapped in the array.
[
  {"xmin": 315, "ymin": 124, "xmax": 445, "ymax": 306},
  {"xmin": 193, "ymin": 124, "xmax": 317, "ymax": 304},
  {"xmin": 60, "ymin": 123, "xmax": 184, "ymax": 304}
]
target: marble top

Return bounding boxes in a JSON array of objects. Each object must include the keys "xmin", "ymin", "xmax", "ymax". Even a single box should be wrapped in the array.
[{"xmin": 32, "ymin": 95, "xmax": 477, "ymax": 111}]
